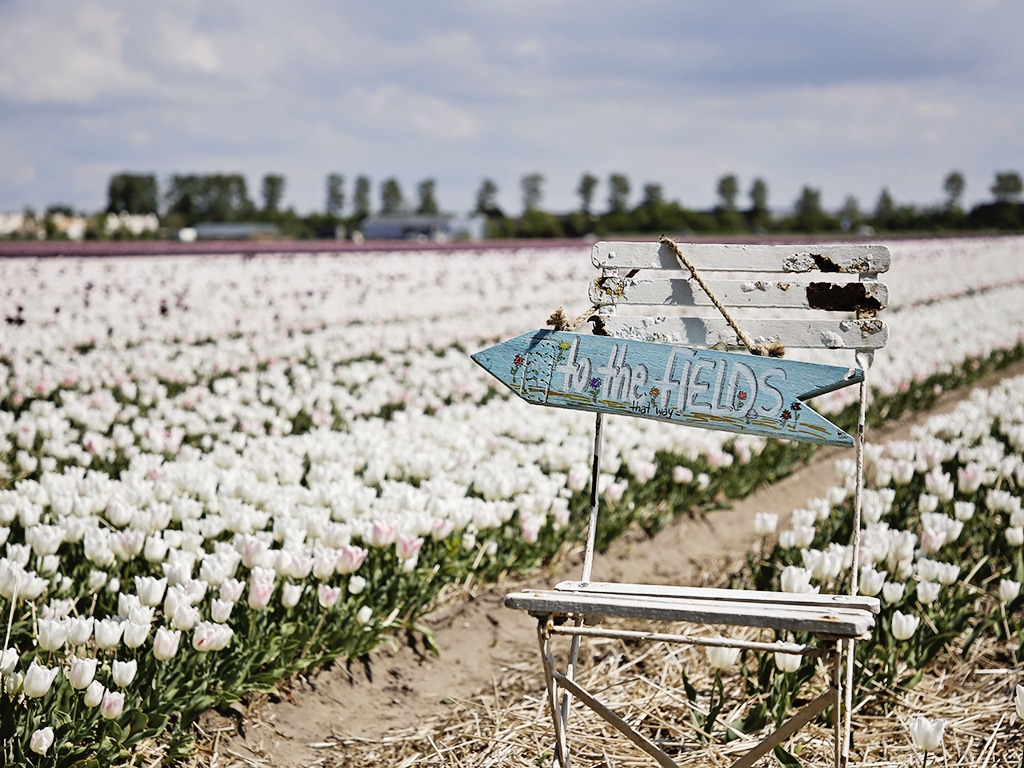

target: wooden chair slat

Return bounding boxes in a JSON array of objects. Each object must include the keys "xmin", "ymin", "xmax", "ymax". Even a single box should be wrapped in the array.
[
  {"xmin": 592, "ymin": 241, "xmax": 891, "ymax": 273},
  {"xmin": 505, "ymin": 590, "xmax": 875, "ymax": 638},
  {"xmin": 554, "ymin": 580, "xmax": 881, "ymax": 614},
  {"xmin": 598, "ymin": 315, "xmax": 889, "ymax": 350},
  {"xmin": 591, "ymin": 276, "xmax": 889, "ymax": 312}
]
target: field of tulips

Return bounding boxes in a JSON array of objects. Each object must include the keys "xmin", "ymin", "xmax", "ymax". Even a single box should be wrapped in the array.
[{"xmin": 2, "ymin": 235, "xmax": 1024, "ymax": 765}]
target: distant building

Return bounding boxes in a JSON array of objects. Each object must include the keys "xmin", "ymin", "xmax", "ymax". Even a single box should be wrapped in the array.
[
  {"xmin": 359, "ymin": 214, "xmax": 483, "ymax": 242},
  {"xmin": 180, "ymin": 222, "xmax": 280, "ymax": 241}
]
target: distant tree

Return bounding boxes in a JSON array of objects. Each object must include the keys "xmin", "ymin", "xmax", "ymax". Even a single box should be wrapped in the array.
[
  {"xmin": 640, "ymin": 183, "xmax": 665, "ymax": 209},
  {"xmin": 474, "ymin": 178, "xmax": 502, "ymax": 218},
  {"xmin": 353, "ymin": 176, "xmax": 371, "ymax": 217},
  {"xmin": 839, "ymin": 195, "xmax": 862, "ymax": 230},
  {"xmin": 873, "ymin": 187, "xmax": 895, "ymax": 228},
  {"xmin": 607, "ymin": 173, "xmax": 630, "ymax": 214},
  {"xmin": 749, "ymin": 178, "xmax": 769, "ymax": 214},
  {"xmin": 261, "ymin": 174, "xmax": 286, "ymax": 213},
  {"xmin": 991, "ymin": 171, "xmax": 1023, "ymax": 203},
  {"xmin": 165, "ymin": 174, "xmax": 254, "ymax": 225},
  {"xmin": 45, "ymin": 204, "xmax": 74, "ymax": 217},
  {"xmin": 325, "ymin": 173, "xmax": 345, "ymax": 218},
  {"xmin": 521, "ymin": 173, "xmax": 544, "ymax": 212},
  {"xmin": 716, "ymin": 174, "xmax": 739, "ymax": 212},
  {"xmin": 746, "ymin": 177, "xmax": 770, "ymax": 230},
  {"xmin": 943, "ymin": 171, "xmax": 965, "ymax": 211},
  {"xmin": 416, "ymin": 178, "xmax": 440, "ymax": 215},
  {"xmin": 793, "ymin": 185, "xmax": 831, "ymax": 232},
  {"xmin": 577, "ymin": 172, "xmax": 599, "ymax": 214},
  {"xmin": 107, "ymin": 173, "xmax": 159, "ymax": 215},
  {"xmin": 380, "ymin": 178, "xmax": 405, "ymax": 214}
]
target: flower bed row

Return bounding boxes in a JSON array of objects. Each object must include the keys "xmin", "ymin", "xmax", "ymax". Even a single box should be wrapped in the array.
[{"xmin": 1, "ymin": 237, "xmax": 1023, "ymax": 764}]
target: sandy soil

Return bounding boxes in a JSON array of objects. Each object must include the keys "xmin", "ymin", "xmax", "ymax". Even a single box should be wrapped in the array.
[{"xmin": 191, "ymin": 363, "xmax": 1024, "ymax": 767}]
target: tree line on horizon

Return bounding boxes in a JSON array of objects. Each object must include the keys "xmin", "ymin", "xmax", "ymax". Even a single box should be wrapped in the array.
[{"xmin": 23, "ymin": 167, "xmax": 1024, "ymax": 241}]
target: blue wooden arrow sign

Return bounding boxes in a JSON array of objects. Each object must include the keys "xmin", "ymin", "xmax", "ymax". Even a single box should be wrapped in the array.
[{"xmin": 472, "ymin": 330, "xmax": 863, "ymax": 447}]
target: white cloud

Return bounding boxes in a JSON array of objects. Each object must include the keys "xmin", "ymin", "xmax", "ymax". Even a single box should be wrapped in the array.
[
  {"xmin": 0, "ymin": 2, "xmax": 152, "ymax": 104},
  {"xmin": 355, "ymin": 85, "xmax": 481, "ymax": 141}
]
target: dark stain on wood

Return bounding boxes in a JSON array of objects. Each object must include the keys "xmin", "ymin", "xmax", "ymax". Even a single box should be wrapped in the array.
[{"xmin": 806, "ymin": 282, "xmax": 883, "ymax": 312}]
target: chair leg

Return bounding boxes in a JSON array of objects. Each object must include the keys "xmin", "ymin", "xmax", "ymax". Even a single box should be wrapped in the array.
[
  {"xmin": 537, "ymin": 619, "xmax": 571, "ymax": 768},
  {"xmin": 832, "ymin": 644, "xmax": 843, "ymax": 768}
]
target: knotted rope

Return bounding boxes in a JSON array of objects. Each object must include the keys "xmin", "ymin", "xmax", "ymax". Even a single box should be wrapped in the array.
[
  {"xmin": 546, "ymin": 307, "xmax": 596, "ymax": 332},
  {"xmin": 659, "ymin": 235, "xmax": 785, "ymax": 357}
]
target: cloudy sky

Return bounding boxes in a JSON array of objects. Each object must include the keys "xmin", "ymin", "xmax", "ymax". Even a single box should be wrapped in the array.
[{"xmin": 1, "ymin": 0, "xmax": 1022, "ymax": 218}]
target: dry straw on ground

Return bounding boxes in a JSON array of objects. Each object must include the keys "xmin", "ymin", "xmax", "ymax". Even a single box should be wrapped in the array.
[{"xmin": 313, "ymin": 625, "xmax": 1020, "ymax": 768}]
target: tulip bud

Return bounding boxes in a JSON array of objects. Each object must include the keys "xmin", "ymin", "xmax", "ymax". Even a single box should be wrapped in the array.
[
  {"xmin": 774, "ymin": 652, "xmax": 801, "ymax": 673},
  {"xmin": 83, "ymin": 680, "xmax": 105, "ymax": 707},
  {"xmin": 153, "ymin": 627, "xmax": 181, "ymax": 661},
  {"xmin": 126, "ymin": 617, "xmax": 150, "ymax": 646},
  {"xmin": 111, "ymin": 659, "xmax": 138, "ymax": 687},
  {"xmin": 6, "ymin": 670, "xmax": 24, "ymax": 694},
  {"xmin": 881, "ymin": 581, "xmax": 905, "ymax": 606},
  {"xmin": 67, "ymin": 615, "xmax": 94, "ymax": 646},
  {"xmin": 999, "ymin": 579, "xmax": 1021, "ymax": 604},
  {"xmin": 23, "ymin": 661, "xmax": 59, "ymax": 698},
  {"xmin": 754, "ymin": 512, "xmax": 778, "ymax": 536},
  {"xmin": 281, "ymin": 583, "xmax": 303, "ymax": 609},
  {"xmin": 94, "ymin": 618, "xmax": 125, "ymax": 649},
  {"xmin": 30, "ymin": 726, "xmax": 54, "ymax": 756},
  {"xmin": 706, "ymin": 643, "xmax": 740, "ymax": 670},
  {"xmin": 210, "ymin": 598, "xmax": 234, "ymax": 623},
  {"xmin": 100, "ymin": 689, "xmax": 125, "ymax": 720},
  {"xmin": 916, "ymin": 581, "xmax": 941, "ymax": 605},
  {"xmin": 908, "ymin": 715, "xmax": 945, "ymax": 752},
  {"xmin": 0, "ymin": 647, "xmax": 19, "ymax": 676},
  {"xmin": 318, "ymin": 584, "xmax": 341, "ymax": 608},
  {"xmin": 67, "ymin": 656, "xmax": 98, "ymax": 690},
  {"xmin": 891, "ymin": 610, "xmax": 921, "ymax": 640},
  {"xmin": 36, "ymin": 617, "xmax": 71, "ymax": 652}
]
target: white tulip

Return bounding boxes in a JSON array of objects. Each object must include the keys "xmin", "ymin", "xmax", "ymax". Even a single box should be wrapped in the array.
[
  {"xmin": 891, "ymin": 611, "xmax": 921, "ymax": 641},
  {"xmin": 67, "ymin": 656, "xmax": 98, "ymax": 690},
  {"xmin": 83, "ymin": 679, "xmax": 105, "ymax": 707},
  {"xmin": 774, "ymin": 652, "xmax": 802, "ymax": 673},
  {"xmin": 916, "ymin": 581, "xmax": 941, "ymax": 605},
  {"xmin": 706, "ymin": 644, "xmax": 741, "ymax": 670},
  {"xmin": 998, "ymin": 579, "xmax": 1021, "ymax": 604},
  {"xmin": 908, "ymin": 715, "xmax": 945, "ymax": 752},
  {"xmin": 111, "ymin": 658, "xmax": 138, "ymax": 687},
  {"xmin": 23, "ymin": 661, "xmax": 59, "ymax": 698},
  {"xmin": 30, "ymin": 726, "xmax": 54, "ymax": 756},
  {"xmin": 153, "ymin": 627, "xmax": 181, "ymax": 661}
]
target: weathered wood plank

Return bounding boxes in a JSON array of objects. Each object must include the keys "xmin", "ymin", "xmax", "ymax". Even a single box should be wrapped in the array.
[
  {"xmin": 504, "ymin": 590, "xmax": 876, "ymax": 638},
  {"xmin": 555, "ymin": 580, "xmax": 880, "ymax": 614},
  {"xmin": 598, "ymin": 315, "xmax": 889, "ymax": 350},
  {"xmin": 471, "ymin": 329, "xmax": 863, "ymax": 447},
  {"xmin": 590, "ymin": 276, "xmax": 889, "ymax": 312},
  {"xmin": 592, "ymin": 241, "xmax": 891, "ymax": 273}
]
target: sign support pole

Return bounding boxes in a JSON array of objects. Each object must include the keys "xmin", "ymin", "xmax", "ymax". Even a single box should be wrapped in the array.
[{"xmin": 560, "ymin": 411, "xmax": 605, "ymax": 745}]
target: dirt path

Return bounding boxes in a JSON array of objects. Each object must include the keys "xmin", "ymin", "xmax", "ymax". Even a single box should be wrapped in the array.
[{"xmin": 194, "ymin": 362, "xmax": 1024, "ymax": 767}]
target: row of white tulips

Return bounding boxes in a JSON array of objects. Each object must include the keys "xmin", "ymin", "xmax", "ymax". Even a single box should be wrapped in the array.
[
  {"xmin": 758, "ymin": 369, "xmax": 1024, "ymax": 756},
  {"xmin": 0, "ymin": 236, "xmax": 1022, "ymax": 763}
]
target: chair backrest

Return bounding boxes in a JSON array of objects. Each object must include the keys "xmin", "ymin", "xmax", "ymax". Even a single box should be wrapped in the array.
[{"xmin": 589, "ymin": 240, "xmax": 889, "ymax": 356}]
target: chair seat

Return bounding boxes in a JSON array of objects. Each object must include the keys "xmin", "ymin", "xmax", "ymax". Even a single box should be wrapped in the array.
[
  {"xmin": 556, "ymin": 580, "xmax": 880, "ymax": 613},
  {"xmin": 505, "ymin": 584, "xmax": 876, "ymax": 639}
]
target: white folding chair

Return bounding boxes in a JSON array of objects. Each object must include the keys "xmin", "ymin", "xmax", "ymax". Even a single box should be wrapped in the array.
[{"xmin": 478, "ymin": 238, "xmax": 890, "ymax": 767}]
